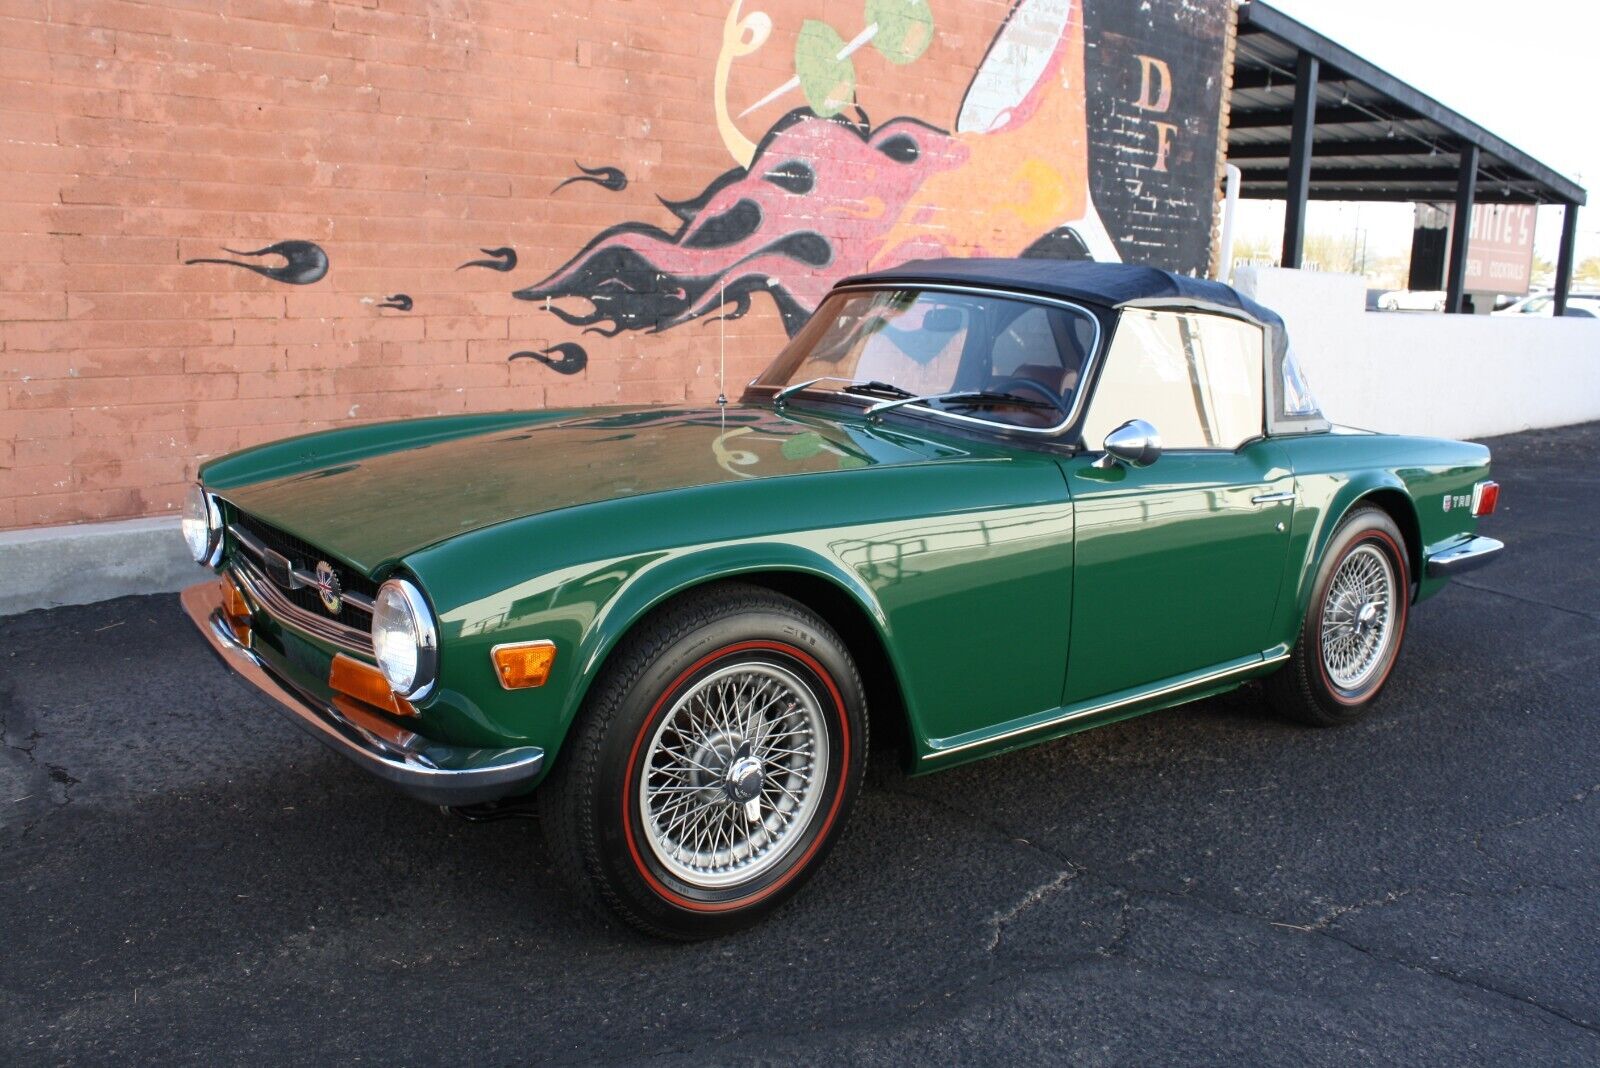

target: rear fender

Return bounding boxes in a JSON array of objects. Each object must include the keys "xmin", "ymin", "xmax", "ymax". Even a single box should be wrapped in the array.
[{"xmin": 1272, "ymin": 470, "xmax": 1416, "ymax": 646}]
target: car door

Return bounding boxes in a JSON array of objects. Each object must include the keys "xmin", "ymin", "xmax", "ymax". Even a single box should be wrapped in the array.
[{"xmin": 1060, "ymin": 306, "xmax": 1296, "ymax": 704}]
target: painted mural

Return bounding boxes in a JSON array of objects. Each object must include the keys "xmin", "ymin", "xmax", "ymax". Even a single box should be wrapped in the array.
[
  {"xmin": 457, "ymin": 247, "xmax": 519, "ymax": 273},
  {"xmin": 554, "ymin": 163, "xmax": 630, "ymax": 195},
  {"xmin": 182, "ymin": 0, "xmax": 1231, "ymax": 374},
  {"xmin": 183, "ymin": 240, "xmax": 330, "ymax": 286},
  {"xmin": 517, "ymin": 0, "xmax": 1113, "ymax": 354},
  {"xmin": 513, "ymin": 0, "xmax": 1229, "ymax": 369}
]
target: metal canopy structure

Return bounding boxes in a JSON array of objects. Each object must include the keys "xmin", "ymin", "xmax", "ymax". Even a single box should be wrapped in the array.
[{"xmin": 1228, "ymin": 1, "xmax": 1586, "ymax": 313}]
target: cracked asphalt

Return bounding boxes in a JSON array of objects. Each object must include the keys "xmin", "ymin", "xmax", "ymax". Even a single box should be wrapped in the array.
[{"xmin": 3, "ymin": 421, "xmax": 1598, "ymax": 1066}]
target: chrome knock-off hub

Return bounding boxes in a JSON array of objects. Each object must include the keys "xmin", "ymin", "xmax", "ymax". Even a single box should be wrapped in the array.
[{"xmin": 724, "ymin": 753, "xmax": 764, "ymax": 804}]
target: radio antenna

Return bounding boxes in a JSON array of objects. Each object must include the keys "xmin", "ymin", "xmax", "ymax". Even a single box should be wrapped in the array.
[{"xmin": 717, "ymin": 281, "xmax": 728, "ymax": 405}]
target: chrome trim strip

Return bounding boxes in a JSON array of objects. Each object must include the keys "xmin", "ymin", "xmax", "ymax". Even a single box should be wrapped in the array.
[
  {"xmin": 228, "ymin": 520, "xmax": 266, "ymax": 556},
  {"xmin": 285, "ymin": 565, "xmax": 375, "ymax": 614},
  {"xmin": 233, "ymin": 555, "xmax": 374, "ymax": 657},
  {"xmin": 229, "ymin": 522, "xmax": 293, "ymax": 586},
  {"xmin": 756, "ymin": 282, "xmax": 1104, "ymax": 438},
  {"xmin": 340, "ymin": 590, "xmax": 375, "ymax": 613},
  {"xmin": 922, "ymin": 652, "xmax": 1291, "ymax": 760},
  {"xmin": 181, "ymin": 581, "xmax": 544, "ymax": 806},
  {"xmin": 1426, "ymin": 535, "xmax": 1505, "ymax": 577},
  {"xmin": 1251, "ymin": 491, "xmax": 1297, "ymax": 505}
]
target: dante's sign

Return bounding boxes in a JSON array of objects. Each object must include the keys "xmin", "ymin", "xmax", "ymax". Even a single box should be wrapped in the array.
[{"xmin": 1464, "ymin": 203, "xmax": 1536, "ymax": 295}]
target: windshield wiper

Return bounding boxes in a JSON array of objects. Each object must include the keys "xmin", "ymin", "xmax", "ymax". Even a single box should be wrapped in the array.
[
  {"xmin": 772, "ymin": 376, "xmax": 833, "ymax": 404},
  {"xmin": 840, "ymin": 380, "xmax": 915, "ymax": 399},
  {"xmin": 937, "ymin": 391, "xmax": 1056, "ymax": 410},
  {"xmin": 864, "ymin": 390, "xmax": 1056, "ymax": 419},
  {"xmin": 774, "ymin": 376, "xmax": 913, "ymax": 406}
]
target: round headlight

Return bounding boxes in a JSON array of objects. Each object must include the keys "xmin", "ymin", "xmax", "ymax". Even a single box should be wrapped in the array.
[
  {"xmin": 372, "ymin": 578, "xmax": 438, "ymax": 701},
  {"xmin": 181, "ymin": 484, "xmax": 219, "ymax": 565}
]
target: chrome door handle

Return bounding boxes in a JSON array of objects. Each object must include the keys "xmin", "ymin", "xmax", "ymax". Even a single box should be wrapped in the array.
[{"xmin": 1251, "ymin": 491, "xmax": 1296, "ymax": 505}]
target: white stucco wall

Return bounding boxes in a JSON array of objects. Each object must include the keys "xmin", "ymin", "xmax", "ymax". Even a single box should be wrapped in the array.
[{"xmin": 1233, "ymin": 267, "xmax": 1600, "ymax": 441}]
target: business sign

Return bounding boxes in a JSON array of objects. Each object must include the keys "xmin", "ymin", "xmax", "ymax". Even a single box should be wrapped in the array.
[{"xmin": 1463, "ymin": 203, "xmax": 1536, "ymax": 295}]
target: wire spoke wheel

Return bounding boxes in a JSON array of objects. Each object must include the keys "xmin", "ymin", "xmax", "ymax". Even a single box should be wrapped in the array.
[
  {"xmin": 638, "ymin": 660, "xmax": 829, "ymax": 890},
  {"xmin": 1319, "ymin": 543, "xmax": 1397, "ymax": 692}
]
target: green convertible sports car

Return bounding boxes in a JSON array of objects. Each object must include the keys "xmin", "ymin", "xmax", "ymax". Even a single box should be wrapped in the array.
[{"xmin": 182, "ymin": 260, "xmax": 1502, "ymax": 938}]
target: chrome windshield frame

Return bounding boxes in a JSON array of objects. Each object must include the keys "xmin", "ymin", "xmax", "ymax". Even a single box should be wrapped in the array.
[{"xmin": 748, "ymin": 282, "xmax": 1105, "ymax": 439}]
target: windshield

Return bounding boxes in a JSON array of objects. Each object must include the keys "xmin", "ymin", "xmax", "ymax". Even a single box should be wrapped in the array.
[{"xmin": 752, "ymin": 287, "xmax": 1099, "ymax": 430}]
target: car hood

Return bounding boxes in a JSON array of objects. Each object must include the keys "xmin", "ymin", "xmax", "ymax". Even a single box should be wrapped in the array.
[{"xmin": 217, "ymin": 404, "xmax": 978, "ymax": 572}]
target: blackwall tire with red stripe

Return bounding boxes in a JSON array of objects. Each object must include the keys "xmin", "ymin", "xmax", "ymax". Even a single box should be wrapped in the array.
[{"xmin": 539, "ymin": 581, "xmax": 867, "ymax": 939}]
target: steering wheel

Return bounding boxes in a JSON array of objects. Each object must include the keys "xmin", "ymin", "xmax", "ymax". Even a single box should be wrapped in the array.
[{"xmin": 991, "ymin": 375, "xmax": 1069, "ymax": 417}]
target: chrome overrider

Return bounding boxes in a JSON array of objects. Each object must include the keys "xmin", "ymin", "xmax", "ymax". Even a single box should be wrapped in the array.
[
  {"xmin": 180, "ymin": 581, "xmax": 545, "ymax": 805},
  {"xmin": 1424, "ymin": 535, "xmax": 1505, "ymax": 577}
]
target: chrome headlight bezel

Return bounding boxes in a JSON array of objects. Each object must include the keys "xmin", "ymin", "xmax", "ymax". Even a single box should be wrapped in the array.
[
  {"xmin": 182, "ymin": 483, "xmax": 223, "ymax": 566},
  {"xmin": 371, "ymin": 577, "xmax": 439, "ymax": 702}
]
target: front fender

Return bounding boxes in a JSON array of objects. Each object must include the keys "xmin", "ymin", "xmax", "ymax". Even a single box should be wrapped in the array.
[
  {"xmin": 409, "ymin": 527, "xmax": 913, "ymax": 778},
  {"xmin": 565, "ymin": 540, "xmax": 909, "ymax": 737}
]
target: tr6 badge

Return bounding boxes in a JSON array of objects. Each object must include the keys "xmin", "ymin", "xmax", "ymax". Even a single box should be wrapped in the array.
[{"xmin": 313, "ymin": 560, "xmax": 343, "ymax": 614}]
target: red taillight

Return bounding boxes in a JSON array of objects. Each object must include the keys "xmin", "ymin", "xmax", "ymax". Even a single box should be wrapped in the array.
[{"xmin": 1471, "ymin": 480, "xmax": 1499, "ymax": 517}]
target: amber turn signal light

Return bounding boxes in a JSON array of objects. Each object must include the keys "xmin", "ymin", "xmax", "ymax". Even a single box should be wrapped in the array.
[
  {"xmin": 492, "ymin": 640, "xmax": 557, "ymax": 690},
  {"xmin": 220, "ymin": 574, "xmax": 251, "ymax": 620},
  {"xmin": 219, "ymin": 574, "xmax": 252, "ymax": 645},
  {"xmin": 329, "ymin": 653, "xmax": 416, "ymax": 717}
]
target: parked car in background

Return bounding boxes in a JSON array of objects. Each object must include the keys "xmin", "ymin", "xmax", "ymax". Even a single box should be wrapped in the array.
[
  {"xmin": 1494, "ymin": 292, "xmax": 1600, "ymax": 317},
  {"xmin": 1377, "ymin": 289, "xmax": 1447, "ymax": 312},
  {"xmin": 181, "ymin": 260, "xmax": 1503, "ymax": 938}
]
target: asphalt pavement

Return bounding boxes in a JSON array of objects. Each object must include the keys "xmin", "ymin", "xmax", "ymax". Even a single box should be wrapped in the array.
[{"xmin": 3, "ymin": 421, "xmax": 1598, "ymax": 1066}]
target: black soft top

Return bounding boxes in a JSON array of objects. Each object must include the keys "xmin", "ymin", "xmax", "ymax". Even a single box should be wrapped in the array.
[
  {"xmin": 834, "ymin": 257, "xmax": 1328, "ymax": 435},
  {"xmin": 836, "ymin": 258, "xmax": 1284, "ymax": 329}
]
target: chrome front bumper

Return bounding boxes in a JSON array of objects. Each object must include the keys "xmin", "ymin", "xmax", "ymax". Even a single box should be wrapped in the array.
[
  {"xmin": 1425, "ymin": 535, "xmax": 1505, "ymax": 577},
  {"xmin": 181, "ymin": 581, "xmax": 545, "ymax": 806}
]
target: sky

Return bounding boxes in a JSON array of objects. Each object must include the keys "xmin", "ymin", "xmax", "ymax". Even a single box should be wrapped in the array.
[{"xmin": 1230, "ymin": 0, "xmax": 1595, "ymax": 277}]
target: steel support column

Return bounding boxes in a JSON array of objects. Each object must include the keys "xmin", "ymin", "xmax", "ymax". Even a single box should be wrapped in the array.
[
  {"xmin": 1281, "ymin": 51, "xmax": 1318, "ymax": 269},
  {"xmin": 1445, "ymin": 145, "xmax": 1479, "ymax": 313},
  {"xmin": 1554, "ymin": 203, "xmax": 1579, "ymax": 316}
]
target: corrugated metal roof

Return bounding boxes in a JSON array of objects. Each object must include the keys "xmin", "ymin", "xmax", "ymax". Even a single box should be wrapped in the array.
[{"xmin": 1228, "ymin": 2, "xmax": 1585, "ymax": 206}]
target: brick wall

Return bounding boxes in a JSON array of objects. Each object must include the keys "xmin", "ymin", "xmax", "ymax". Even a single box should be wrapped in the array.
[{"xmin": 0, "ymin": 0, "xmax": 1231, "ymax": 531}]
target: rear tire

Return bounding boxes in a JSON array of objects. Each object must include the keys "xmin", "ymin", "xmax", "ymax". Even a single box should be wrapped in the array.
[
  {"xmin": 540, "ymin": 582, "xmax": 866, "ymax": 939},
  {"xmin": 1265, "ymin": 506, "xmax": 1410, "ymax": 726}
]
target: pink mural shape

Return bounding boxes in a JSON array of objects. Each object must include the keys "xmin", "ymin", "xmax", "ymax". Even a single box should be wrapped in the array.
[{"xmin": 515, "ymin": 0, "xmax": 1118, "ymax": 350}]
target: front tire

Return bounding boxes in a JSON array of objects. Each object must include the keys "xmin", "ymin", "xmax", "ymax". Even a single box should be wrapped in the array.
[
  {"xmin": 1265, "ymin": 506, "xmax": 1410, "ymax": 726},
  {"xmin": 540, "ymin": 582, "xmax": 866, "ymax": 939}
]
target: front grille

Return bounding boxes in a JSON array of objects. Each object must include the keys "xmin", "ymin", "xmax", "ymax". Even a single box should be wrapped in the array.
[
  {"xmin": 233, "ymin": 554, "xmax": 374, "ymax": 657},
  {"xmin": 229, "ymin": 510, "xmax": 378, "ymax": 632}
]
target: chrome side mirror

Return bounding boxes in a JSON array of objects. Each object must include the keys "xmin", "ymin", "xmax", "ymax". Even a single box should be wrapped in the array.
[{"xmin": 1093, "ymin": 419, "xmax": 1162, "ymax": 469}]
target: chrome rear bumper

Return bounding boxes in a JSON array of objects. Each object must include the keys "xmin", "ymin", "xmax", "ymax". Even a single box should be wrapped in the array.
[
  {"xmin": 1425, "ymin": 535, "xmax": 1505, "ymax": 577},
  {"xmin": 181, "ymin": 581, "xmax": 544, "ymax": 806}
]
